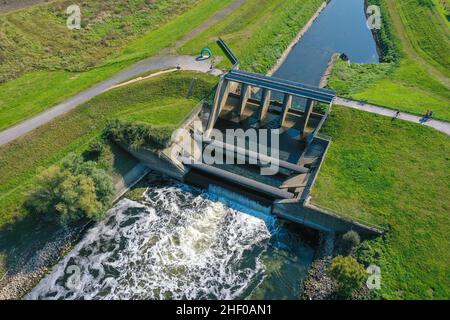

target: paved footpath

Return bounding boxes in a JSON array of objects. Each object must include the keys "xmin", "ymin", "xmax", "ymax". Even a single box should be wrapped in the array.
[
  {"xmin": 0, "ymin": 56, "xmax": 223, "ymax": 146},
  {"xmin": 334, "ymin": 97, "xmax": 450, "ymax": 136}
]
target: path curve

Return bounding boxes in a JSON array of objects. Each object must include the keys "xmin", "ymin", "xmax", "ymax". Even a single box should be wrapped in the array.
[
  {"xmin": 334, "ymin": 97, "xmax": 450, "ymax": 136},
  {"xmin": 0, "ymin": 56, "xmax": 223, "ymax": 146}
]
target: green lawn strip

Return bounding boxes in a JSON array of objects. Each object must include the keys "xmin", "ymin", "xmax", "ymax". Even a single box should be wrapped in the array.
[
  {"xmin": 0, "ymin": 0, "xmax": 203, "ymax": 83},
  {"xmin": 0, "ymin": 0, "xmax": 234, "ymax": 130},
  {"xmin": 329, "ymin": 59, "xmax": 450, "ymax": 120},
  {"xmin": 311, "ymin": 106, "xmax": 450, "ymax": 299},
  {"xmin": 178, "ymin": 0, "xmax": 324, "ymax": 74},
  {"xmin": 0, "ymin": 72, "xmax": 217, "ymax": 227}
]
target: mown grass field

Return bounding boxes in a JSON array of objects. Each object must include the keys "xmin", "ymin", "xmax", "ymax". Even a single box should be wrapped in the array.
[
  {"xmin": 178, "ymin": 0, "xmax": 324, "ymax": 74},
  {"xmin": 328, "ymin": 0, "xmax": 450, "ymax": 121},
  {"xmin": 0, "ymin": 0, "xmax": 235, "ymax": 130},
  {"xmin": 311, "ymin": 106, "xmax": 450, "ymax": 299},
  {"xmin": 0, "ymin": 72, "xmax": 217, "ymax": 227}
]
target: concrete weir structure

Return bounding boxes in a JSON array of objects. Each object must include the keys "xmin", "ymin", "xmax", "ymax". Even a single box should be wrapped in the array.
[{"xmin": 122, "ymin": 41, "xmax": 382, "ymax": 236}]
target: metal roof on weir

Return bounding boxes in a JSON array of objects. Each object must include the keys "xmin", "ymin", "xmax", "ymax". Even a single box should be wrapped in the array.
[{"xmin": 225, "ymin": 69, "xmax": 336, "ymax": 104}]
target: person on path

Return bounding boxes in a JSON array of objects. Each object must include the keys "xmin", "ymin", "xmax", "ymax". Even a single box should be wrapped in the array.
[
  {"xmin": 392, "ymin": 110, "xmax": 400, "ymax": 121},
  {"xmin": 420, "ymin": 110, "xmax": 430, "ymax": 124}
]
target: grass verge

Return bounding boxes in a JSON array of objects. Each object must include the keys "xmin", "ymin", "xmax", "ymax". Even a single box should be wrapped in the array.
[
  {"xmin": 0, "ymin": 0, "xmax": 234, "ymax": 130},
  {"xmin": 178, "ymin": 0, "xmax": 324, "ymax": 74},
  {"xmin": 311, "ymin": 106, "xmax": 450, "ymax": 299}
]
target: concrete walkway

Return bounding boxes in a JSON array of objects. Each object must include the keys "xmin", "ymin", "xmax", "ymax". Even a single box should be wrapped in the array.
[{"xmin": 334, "ymin": 97, "xmax": 450, "ymax": 136}]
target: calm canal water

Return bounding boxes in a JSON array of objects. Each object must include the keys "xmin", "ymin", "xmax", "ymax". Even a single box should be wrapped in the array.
[
  {"xmin": 274, "ymin": 0, "xmax": 379, "ymax": 86},
  {"xmin": 27, "ymin": 0, "xmax": 378, "ymax": 300}
]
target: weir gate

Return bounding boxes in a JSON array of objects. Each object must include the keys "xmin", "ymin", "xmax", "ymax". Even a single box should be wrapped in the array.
[{"xmin": 123, "ymin": 40, "xmax": 382, "ymax": 235}]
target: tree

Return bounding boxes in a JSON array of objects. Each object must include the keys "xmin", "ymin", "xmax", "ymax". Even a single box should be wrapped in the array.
[
  {"xmin": 327, "ymin": 256, "xmax": 367, "ymax": 298},
  {"xmin": 27, "ymin": 154, "xmax": 114, "ymax": 225},
  {"xmin": 341, "ymin": 230, "xmax": 361, "ymax": 255}
]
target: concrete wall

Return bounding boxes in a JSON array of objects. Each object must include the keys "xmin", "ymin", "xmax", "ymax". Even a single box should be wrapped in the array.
[
  {"xmin": 273, "ymin": 199, "xmax": 382, "ymax": 236},
  {"xmin": 118, "ymin": 142, "xmax": 187, "ymax": 182}
]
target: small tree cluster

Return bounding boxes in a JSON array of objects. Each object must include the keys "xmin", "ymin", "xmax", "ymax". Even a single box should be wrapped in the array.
[
  {"xmin": 83, "ymin": 139, "xmax": 106, "ymax": 161},
  {"xmin": 327, "ymin": 256, "xmax": 367, "ymax": 298},
  {"xmin": 104, "ymin": 119, "xmax": 173, "ymax": 150},
  {"xmin": 27, "ymin": 154, "xmax": 114, "ymax": 225},
  {"xmin": 341, "ymin": 230, "xmax": 361, "ymax": 255}
]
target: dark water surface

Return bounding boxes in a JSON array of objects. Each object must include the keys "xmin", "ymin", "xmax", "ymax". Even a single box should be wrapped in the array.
[{"xmin": 274, "ymin": 0, "xmax": 379, "ymax": 86}]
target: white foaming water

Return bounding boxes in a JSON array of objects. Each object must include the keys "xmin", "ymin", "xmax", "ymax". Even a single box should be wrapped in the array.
[
  {"xmin": 207, "ymin": 185, "xmax": 277, "ymax": 231},
  {"xmin": 26, "ymin": 184, "xmax": 274, "ymax": 300}
]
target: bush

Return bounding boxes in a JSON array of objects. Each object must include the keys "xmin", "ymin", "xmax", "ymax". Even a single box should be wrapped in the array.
[
  {"xmin": 341, "ymin": 230, "xmax": 361, "ymax": 255},
  {"xmin": 26, "ymin": 154, "xmax": 114, "ymax": 225},
  {"xmin": 368, "ymin": 0, "xmax": 400, "ymax": 63},
  {"xmin": 104, "ymin": 119, "xmax": 173, "ymax": 150},
  {"xmin": 83, "ymin": 140, "xmax": 106, "ymax": 161},
  {"xmin": 327, "ymin": 256, "xmax": 367, "ymax": 298}
]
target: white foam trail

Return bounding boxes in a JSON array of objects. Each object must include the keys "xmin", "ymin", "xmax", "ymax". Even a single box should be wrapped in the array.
[
  {"xmin": 26, "ymin": 185, "xmax": 272, "ymax": 300},
  {"xmin": 207, "ymin": 185, "xmax": 278, "ymax": 232}
]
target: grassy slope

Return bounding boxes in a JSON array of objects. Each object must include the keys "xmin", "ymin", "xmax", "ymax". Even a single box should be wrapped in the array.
[
  {"xmin": 0, "ymin": 0, "xmax": 234, "ymax": 130},
  {"xmin": 311, "ymin": 106, "xmax": 450, "ymax": 299},
  {"xmin": 0, "ymin": 72, "xmax": 217, "ymax": 227},
  {"xmin": 328, "ymin": 0, "xmax": 450, "ymax": 121},
  {"xmin": 0, "ymin": 0, "xmax": 326, "ymax": 225},
  {"xmin": 178, "ymin": 0, "xmax": 324, "ymax": 74}
]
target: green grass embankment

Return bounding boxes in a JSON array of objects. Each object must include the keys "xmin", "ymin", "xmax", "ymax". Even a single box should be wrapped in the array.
[
  {"xmin": 0, "ymin": 0, "xmax": 234, "ymax": 130},
  {"xmin": 0, "ymin": 72, "xmax": 217, "ymax": 227},
  {"xmin": 178, "ymin": 0, "xmax": 324, "ymax": 74},
  {"xmin": 311, "ymin": 106, "xmax": 450, "ymax": 299}
]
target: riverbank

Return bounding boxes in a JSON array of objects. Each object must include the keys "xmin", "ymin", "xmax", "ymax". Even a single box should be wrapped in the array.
[
  {"xmin": 319, "ymin": 53, "xmax": 340, "ymax": 88},
  {"xmin": 267, "ymin": 1, "xmax": 329, "ymax": 76},
  {"xmin": 0, "ymin": 72, "xmax": 217, "ymax": 299}
]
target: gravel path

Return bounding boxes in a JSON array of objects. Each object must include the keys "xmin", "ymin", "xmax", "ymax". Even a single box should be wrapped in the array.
[{"xmin": 334, "ymin": 97, "xmax": 450, "ymax": 136}]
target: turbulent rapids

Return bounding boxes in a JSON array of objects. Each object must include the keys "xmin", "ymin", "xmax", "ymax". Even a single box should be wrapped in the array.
[{"xmin": 27, "ymin": 182, "xmax": 315, "ymax": 300}]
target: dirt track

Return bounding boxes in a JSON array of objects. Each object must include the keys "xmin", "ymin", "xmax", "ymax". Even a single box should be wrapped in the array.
[{"xmin": 0, "ymin": 0, "xmax": 55, "ymax": 13}]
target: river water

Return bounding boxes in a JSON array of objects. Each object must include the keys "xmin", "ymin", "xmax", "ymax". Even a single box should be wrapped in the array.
[
  {"xmin": 274, "ymin": 0, "xmax": 379, "ymax": 86},
  {"xmin": 27, "ymin": 183, "xmax": 315, "ymax": 300},
  {"xmin": 27, "ymin": 0, "xmax": 378, "ymax": 300}
]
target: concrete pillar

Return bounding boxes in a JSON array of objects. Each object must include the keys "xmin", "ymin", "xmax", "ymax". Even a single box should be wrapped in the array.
[
  {"xmin": 206, "ymin": 79, "xmax": 230, "ymax": 132},
  {"xmin": 258, "ymin": 89, "xmax": 272, "ymax": 121},
  {"xmin": 279, "ymin": 94, "xmax": 292, "ymax": 128},
  {"xmin": 239, "ymin": 84, "xmax": 251, "ymax": 117},
  {"xmin": 300, "ymin": 98, "xmax": 314, "ymax": 135},
  {"xmin": 229, "ymin": 81, "xmax": 239, "ymax": 94}
]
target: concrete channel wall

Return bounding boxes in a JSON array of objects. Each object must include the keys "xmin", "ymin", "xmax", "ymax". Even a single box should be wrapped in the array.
[
  {"xmin": 273, "ymin": 199, "xmax": 382, "ymax": 236},
  {"xmin": 117, "ymin": 142, "xmax": 187, "ymax": 182}
]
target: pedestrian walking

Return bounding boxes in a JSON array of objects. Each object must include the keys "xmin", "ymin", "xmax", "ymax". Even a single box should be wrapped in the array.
[{"xmin": 392, "ymin": 110, "xmax": 400, "ymax": 121}]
